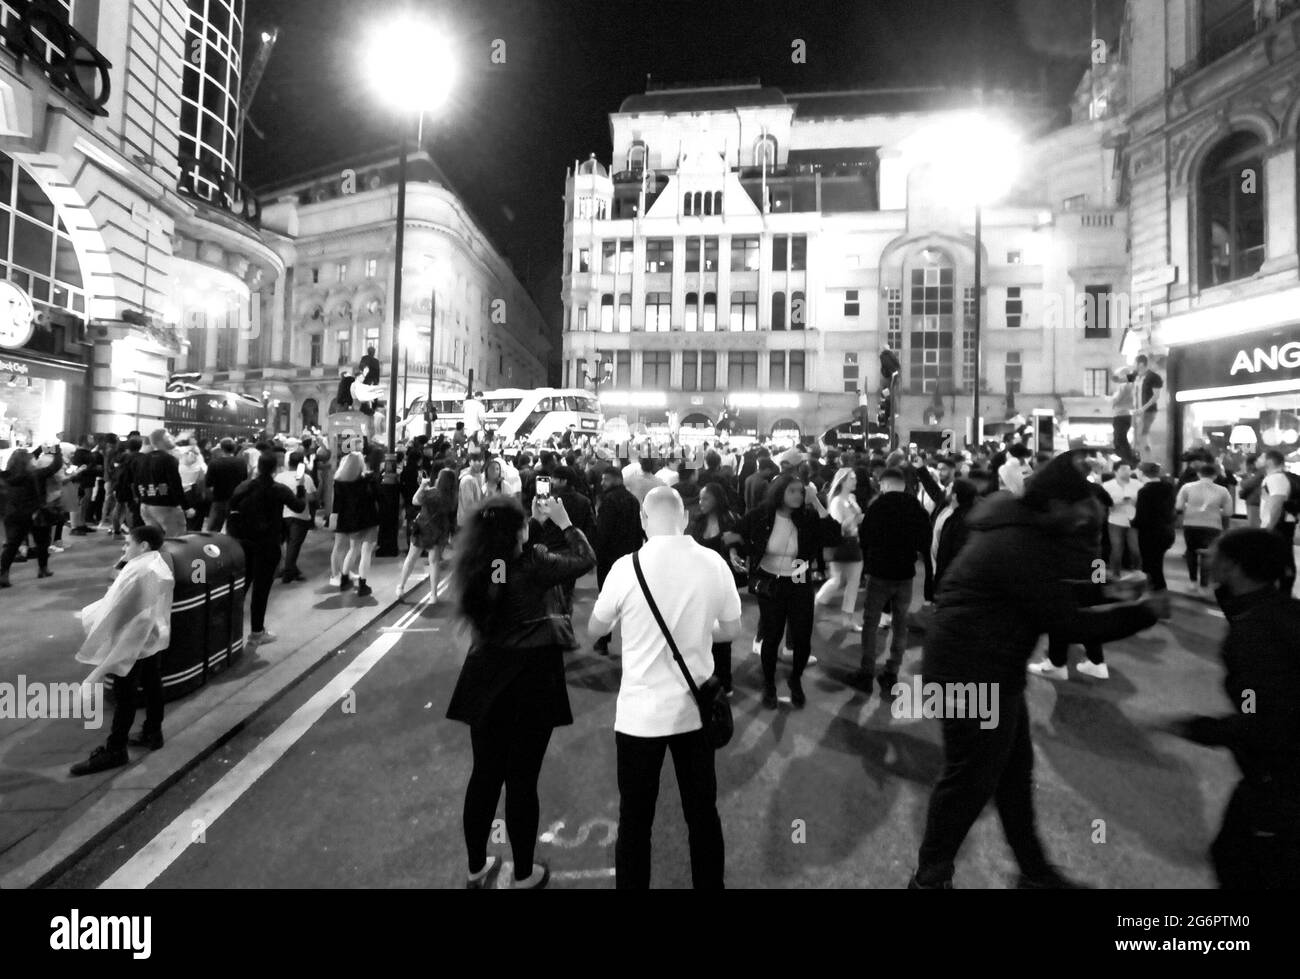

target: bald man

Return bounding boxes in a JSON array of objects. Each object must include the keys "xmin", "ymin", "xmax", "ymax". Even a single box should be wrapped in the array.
[{"xmin": 590, "ymin": 485, "xmax": 742, "ymax": 888}]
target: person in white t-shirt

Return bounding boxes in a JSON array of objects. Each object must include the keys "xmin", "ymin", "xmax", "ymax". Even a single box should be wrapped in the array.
[
  {"xmin": 1260, "ymin": 449, "xmax": 1297, "ymax": 596},
  {"xmin": 275, "ymin": 450, "xmax": 316, "ymax": 583},
  {"xmin": 1104, "ymin": 462, "xmax": 1141, "ymax": 578},
  {"xmin": 589, "ymin": 486, "xmax": 742, "ymax": 889},
  {"xmin": 462, "ymin": 392, "xmax": 486, "ymax": 444}
]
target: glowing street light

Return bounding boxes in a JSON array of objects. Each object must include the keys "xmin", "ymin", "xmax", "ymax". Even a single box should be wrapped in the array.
[{"xmin": 904, "ymin": 113, "xmax": 1025, "ymax": 446}]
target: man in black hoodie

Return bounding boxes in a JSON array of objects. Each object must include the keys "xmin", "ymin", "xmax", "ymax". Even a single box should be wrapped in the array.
[
  {"xmin": 856, "ymin": 467, "xmax": 933, "ymax": 696},
  {"xmin": 911, "ymin": 451, "xmax": 1166, "ymax": 889},
  {"xmin": 591, "ymin": 467, "xmax": 644, "ymax": 654}
]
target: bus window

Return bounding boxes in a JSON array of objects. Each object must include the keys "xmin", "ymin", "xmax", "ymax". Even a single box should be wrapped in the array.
[{"xmin": 537, "ymin": 397, "xmax": 553, "ymax": 412}]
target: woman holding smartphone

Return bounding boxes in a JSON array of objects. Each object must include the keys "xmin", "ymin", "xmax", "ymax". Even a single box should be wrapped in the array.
[
  {"xmin": 724, "ymin": 473, "xmax": 828, "ymax": 709},
  {"xmin": 446, "ymin": 494, "xmax": 595, "ymax": 889}
]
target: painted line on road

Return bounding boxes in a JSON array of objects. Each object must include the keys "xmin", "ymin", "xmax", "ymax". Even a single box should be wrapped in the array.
[
  {"xmin": 100, "ymin": 592, "xmax": 435, "ymax": 889},
  {"xmin": 497, "ymin": 861, "xmax": 615, "ymax": 887}
]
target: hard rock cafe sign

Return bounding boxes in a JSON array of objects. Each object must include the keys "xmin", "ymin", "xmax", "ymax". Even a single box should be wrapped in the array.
[{"xmin": 0, "ymin": 281, "xmax": 36, "ymax": 349}]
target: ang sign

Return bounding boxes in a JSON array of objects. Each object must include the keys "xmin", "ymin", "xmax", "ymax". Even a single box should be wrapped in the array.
[
  {"xmin": 1172, "ymin": 325, "xmax": 1300, "ymax": 399},
  {"xmin": 1230, "ymin": 342, "xmax": 1300, "ymax": 376}
]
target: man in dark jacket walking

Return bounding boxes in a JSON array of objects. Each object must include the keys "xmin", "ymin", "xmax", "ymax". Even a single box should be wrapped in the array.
[
  {"xmin": 229, "ymin": 451, "xmax": 305, "ymax": 647},
  {"xmin": 591, "ymin": 467, "xmax": 644, "ymax": 654},
  {"xmin": 856, "ymin": 467, "xmax": 933, "ymax": 696},
  {"xmin": 204, "ymin": 438, "xmax": 248, "ymax": 533},
  {"xmin": 1168, "ymin": 529, "xmax": 1300, "ymax": 888},
  {"xmin": 911, "ymin": 452, "xmax": 1166, "ymax": 889},
  {"xmin": 1133, "ymin": 461, "xmax": 1176, "ymax": 594}
]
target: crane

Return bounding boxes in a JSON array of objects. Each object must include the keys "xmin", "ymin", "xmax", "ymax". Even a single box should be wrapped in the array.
[{"xmin": 236, "ymin": 27, "xmax": 280, "ymax": 182}]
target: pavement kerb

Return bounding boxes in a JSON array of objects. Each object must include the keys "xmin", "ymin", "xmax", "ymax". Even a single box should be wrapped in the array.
[{"xmin": 0, "ymin": 580, "xmax": 415, "ymax": 890}]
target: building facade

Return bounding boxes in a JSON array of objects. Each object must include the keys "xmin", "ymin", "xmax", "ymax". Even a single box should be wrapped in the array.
[
  {"xmin": 560, "ymin": 80, "xmax": 1133, "ymax": 448},
  {"xmin": 242, "ymin": 149, "xmax": 550, "ymax": 436},
  {"xmin": 0, "ymin": 0, "xmax": 276, "ymax": 445},
  {"xmin": 1121, "ymin": 0, "xmax": 1300, "ymax": 469}
]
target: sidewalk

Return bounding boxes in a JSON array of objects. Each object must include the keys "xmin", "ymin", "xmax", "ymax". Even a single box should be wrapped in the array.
[{"xmin": 0, "ymin": 523, "xmax": 425, "ymax": 889}]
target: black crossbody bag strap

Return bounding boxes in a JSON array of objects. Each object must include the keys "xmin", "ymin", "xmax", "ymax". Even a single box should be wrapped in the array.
[{"xmin": 632, "ymin": 552, "xmax": 702, "ymax": 701}]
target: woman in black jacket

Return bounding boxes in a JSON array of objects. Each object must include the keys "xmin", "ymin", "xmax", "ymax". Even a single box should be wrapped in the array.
[
  {"xmin": 724, "ymin": 472, "xmax": 828, "ymax": 709},
  {"xmin": 687, "ymin": 482, "xmax": 741, "ymax": 693},
  {"xmin": 1, "ymin": 448, "xmax": 59, "ymax": 585},
  {"xmin": 446, "ymin": 494, "xmax": 595, "ymax": 889},
  {"xmin": 929, "ymin": 478, "xmax": 978, "ymax": 601},
  {"xmin": 329, "ymin": 450, "xmax": 381, "ymax": 596}
]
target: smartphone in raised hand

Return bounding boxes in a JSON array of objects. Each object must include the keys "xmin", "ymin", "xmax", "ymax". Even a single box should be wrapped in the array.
[{"xmin": 535, "ymin": 475, "xmax": 551, "ymax": 498}]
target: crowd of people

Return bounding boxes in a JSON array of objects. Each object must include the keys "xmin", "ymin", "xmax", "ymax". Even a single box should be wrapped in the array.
[{"xmin": 3, "ymin": 415, "xmax": 1297, "ymax": 889}]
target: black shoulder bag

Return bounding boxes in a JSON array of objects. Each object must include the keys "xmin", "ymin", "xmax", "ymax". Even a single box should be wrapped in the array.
[{"xmin": 632, "ymin": 552, "xmax": 733, "ymax": 749}]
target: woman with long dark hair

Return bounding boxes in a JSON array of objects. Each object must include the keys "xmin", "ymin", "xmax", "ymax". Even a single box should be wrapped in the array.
[
  {"xmin": 1, "ymin": 447, "xmax": 60, "ymax": 586},
  {"xmin": 687, "ymin": 482, "xmax": 741, "ymax": 693},
  {"xmin": 724, "ymin": 472, "xmax": 828, "ymax": 709},
  {"xmin": 445, "ymin": 494, "xmax": 595, "ymax": 888},
  {"xmin": 397, "ymin": 467, "xmax": 457, "ymax": 602}
]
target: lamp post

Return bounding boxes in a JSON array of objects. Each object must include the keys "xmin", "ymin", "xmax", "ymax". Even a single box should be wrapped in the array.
[
  {"xmin": 399, "ymin": 321, "xmax": 417, "ymax": 432},
  {"xmin": 583, "ymin": 356, "xmax": 612, "ymax": 399},
  {"xmin": 365, "ymin": 14, "xmax": 457, "ymax": 556},
  {"xmin": 427, "ymin": 288, "xmax": 436, "ymax": 438}
]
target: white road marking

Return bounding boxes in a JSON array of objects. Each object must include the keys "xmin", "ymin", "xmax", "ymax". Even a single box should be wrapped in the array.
[
  {"xmin": 497, "ymin": 862, "xmax": 615, "ymax": 887},
  {"xmin": 99, "ymin": 593, "xmax": 436, "ymax": 889}
]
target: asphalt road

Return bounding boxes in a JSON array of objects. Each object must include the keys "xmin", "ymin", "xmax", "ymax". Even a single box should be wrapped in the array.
[{"xmin": 50, "ymin": 571, "xmax": 1239, "ymax": 889}]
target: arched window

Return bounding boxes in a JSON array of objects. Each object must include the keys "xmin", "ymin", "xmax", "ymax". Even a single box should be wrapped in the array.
[
  {"xmin": 0, "ymin": 151, "xmax": 87, "ymax": 318},
  {"xmin": 692, "ymin": 191, "xmax": 703, "ymax": 215},
  {"xmin": 301, "ymin": 398, "xmax": 319, "ymax": 429},
  {"xmin": 703, "ymin": 192, "xmax": 713, "ymax": 216},
  {"xmin": 1197, "ymin": 131, "xmax": 1266, "ymax": 287},
  {"xmin": 683, "ymin": 192, "xmax": 692, "ymax": 216},
  {"xmin": 755, "ymin": 135, "xmax": 777, "ymax": 169},
  {"xmin": 685, "ymin": 291, "xmax": 699, "ymax": 332},
  {"xmin": 702, "ymin": 292, "xmax": 717, "ymax": 332},
  {"xmin": 791, "ymin": 291, "xmax": 806, "ymax": 331},
  {"xmin": 713, "ymin": 191, "xmax": 723, "ymax": 214},
  {"xmin": 628, "ymin": 141, "xmax": 647, "ymax": 171},
  {"xmin": 772, "ymin": 291, "xmax": 786, "ymax": 331},
  {"xmin": 618, "ymin": 293, "xmax": 631, "ymax": 332}
]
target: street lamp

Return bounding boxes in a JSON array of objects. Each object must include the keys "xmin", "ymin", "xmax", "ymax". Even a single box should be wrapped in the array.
[
  {"xmin": 583, "ymin": 356, "xmax": 613, "ymax": 398},
  {"xmin": 905, "ymin": 113, "xmax": 1023, "ymax": 449},
  {"xmin": 399, "ymin": 321, "xmax": 417, "ymax": 430},
  {"xmin": 364, "ymin": 13, "xmax": 457, "ymax": 556}
]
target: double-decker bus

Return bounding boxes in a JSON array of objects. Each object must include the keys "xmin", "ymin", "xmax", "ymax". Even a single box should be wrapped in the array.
[
  {"xmin": 163, "ymin": 384, "xmax": 266, "ymax": 443},
  {"xmin": 402, "ymin": 388, "xmax": 603, "ymax": 443}
]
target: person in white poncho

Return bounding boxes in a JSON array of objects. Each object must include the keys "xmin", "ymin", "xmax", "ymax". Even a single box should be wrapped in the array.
[{"xmin": 69, "ymin": 525, "xmax": 174, "ymax": 776}]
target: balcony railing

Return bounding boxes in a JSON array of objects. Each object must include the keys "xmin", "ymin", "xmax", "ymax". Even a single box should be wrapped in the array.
[
  {"xmin": 1170, "ymin": 0, "xmax": 1299, "ymax": 86},
  {"xmin": 0, "ymin": 0, "xmax": 112, "ymax": 116},
  {"xmin": 177, "ymin": 154, "xmax": 262, "ymax": 226}
]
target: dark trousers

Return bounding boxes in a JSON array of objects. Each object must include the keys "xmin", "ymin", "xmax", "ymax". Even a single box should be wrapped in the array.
[
  {"xmin": 756, "ymin": 576, "xmax": 814, "ymax": 688},
  {"xmin": 1112, "ymin": 414, "xmax": 1133, "ymax": 465},
  {"xmin": 1183, "ymin": 525, "xmax": 1221, "ymax": 586},
  {"xmin": 861, "ymin": 575, "xmax": 914, "ymax": 674},
  {"xmin": 240, "ymin": 540, "xmax": 281, "ymax": 633},
  {"xmin": 2, "ymin": 514, "xmax": 50, "ymax": 573},
  {"xmin": 1139, "ymin": 532, "xmax": 1172, "ymax": 591},
  {"xmin": 464, "ymin": 697, "xmax": 553, "ymax": 878},
  {"xmin": 282, "ymin": 519, "xmax": 310, "ymax": 576},
  {"xmin": 711, "ymin": 641, "xmax": 732, "ymax": 691},
  {"xmin": 915, "ymin": 687, "xmax": 1052, "ymax": 886},
  {"xmin": 107, "ymin": 654, "xmax": 164, "ymax": 752},
  {"xmin": 1273, "ymin": 521, "xmax": 1297, "ymax": 597},
  {"xmin": 205, "ymin": 500, "xmax": 229, "ymax": 534},
  {"xmin": 1211, "ymin": 780, "xmax": 1300, "ymax": 889},
  {"xmin": 615, "ymin": 728, "xmax": 724, "ymax": 889}
]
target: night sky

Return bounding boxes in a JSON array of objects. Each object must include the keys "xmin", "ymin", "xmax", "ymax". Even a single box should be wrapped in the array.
[{"xmin": 242, "ymin": 0, "xmax": 1123, "ymax": 377}]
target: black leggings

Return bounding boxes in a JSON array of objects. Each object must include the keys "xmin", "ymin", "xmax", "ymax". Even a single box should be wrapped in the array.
[
  {"xmin": 2, "ymin": 514, "xmax": 50, "ymax": 573},
  {"xmin": 1183, "ymin": 526, "xmax": 1221, "ymax": 586},
  {"xmin": 464, "ymin": 702, "xmax": 554, "ymax": 879},
  {"xmin": 756, "ymin": 576, "xmax": 814, "ymax": 687}
]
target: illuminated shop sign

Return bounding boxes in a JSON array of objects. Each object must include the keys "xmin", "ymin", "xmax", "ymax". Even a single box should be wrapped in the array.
[{"xmin": 1173, "ymin": 325, "xmax": 1300, "ymax": 402}]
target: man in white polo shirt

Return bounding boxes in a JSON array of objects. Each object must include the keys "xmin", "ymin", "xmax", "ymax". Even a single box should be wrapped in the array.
[
  {"xmin": 1260, "ymin": 449, "xmax": 1298, "ymax": 596},
  {"xmin": 589, "ymin": 485, "xmax": 742, "ymax": 889}
]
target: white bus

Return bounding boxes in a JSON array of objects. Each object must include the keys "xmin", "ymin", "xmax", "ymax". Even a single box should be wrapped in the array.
[{"xmin": 402, "ymin": 388, "xmax": 603, "ymax": 443}]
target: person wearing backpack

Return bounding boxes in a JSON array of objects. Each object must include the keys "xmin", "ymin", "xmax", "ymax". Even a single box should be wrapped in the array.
[
  {"xmin": 1260, "ymin": 450, "xmax": 1299, "ymax": 597},
  {"xmin": 228, "ymin": 451, "xmax": 305, "ymax": 646}
]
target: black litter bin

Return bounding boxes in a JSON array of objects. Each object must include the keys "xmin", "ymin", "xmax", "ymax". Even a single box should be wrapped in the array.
[{"xmin": 157, "ymin": 532, "xmax": 247, "ymax": 702}]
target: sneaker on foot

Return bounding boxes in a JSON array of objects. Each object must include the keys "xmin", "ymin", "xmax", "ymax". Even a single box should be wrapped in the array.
[
  {"xmin": 48, "ymin": 545, "xmax": 65, "ymax": 554},
  {"xmin": 751, "ymin": 638, "xmax": 762, "ymax": 656},
  {"xmin": 329, "ymin": 575, "xmax": 342, "ymax": 588},
  {"xmin": 466, "ymin": 855, "xmax": 501, "ymax": 889},
  {"xmin": 880, "ymin": 613, "xmax": 893, "ymax": 629},
  {"xmin": 248, "ymin": 630, "xmax": 277, "ymax": 646},
  {"xmin": 70, "ymin": 745, "xmax": 129, "ymax": 777},
  {"xmin": 510, "ymin": 861, "xmax": 549, "ymax": 889},
  {"xmin": 1027, "ymin": 660, "xmax": 1069, "ymax": 681},
  {"xmin": 1076, "ymin": 660, "xmax": 1110, "ymax": 680},
  {"xmin": 877, "ymin": 672, "xmax": 899, "ymax": 699},
  {"xmin": 340, "ymin": 574, "xmax": 352, "ymax": 592}
]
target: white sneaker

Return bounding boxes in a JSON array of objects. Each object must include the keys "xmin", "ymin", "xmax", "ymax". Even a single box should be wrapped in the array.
[
  {"xmin": 49, "ymin": 545, "xmax": 65, "ymax": 554},
  {"xmin": 1027, "ymin": 660, "xmax": 1069, "ymax": 681},
  {"xmin": 751, "ymin": 638, "xmax": 762, "ymax": 656},
  {"xmin": 328, "ymin": 575, "xmax": 342, "ymax": 588},
  {"xmin": 509, "ymin": 862, "xmax": 549, "ymax": 889},
  {"xmin": 248, "ymin": 630, "xmax": 277, "ymax": 646},
  {"xmin": 1076, "ymin": 660, "xmax": 1110, "ymax": 680}
]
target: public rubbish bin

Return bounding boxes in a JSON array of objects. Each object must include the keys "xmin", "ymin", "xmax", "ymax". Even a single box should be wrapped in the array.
[{"xmin": 157, "ymin": 532, "xmax": 247, "ymax": 702}]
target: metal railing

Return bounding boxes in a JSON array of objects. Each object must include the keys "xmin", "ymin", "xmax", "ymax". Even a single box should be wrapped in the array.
[
  {"xmin": 1170, "ymin": 1, "xmax": 1298, "ymax": 86},
  {"xmin": 0, "ymin": 0, "xmax": 112, "ymax": 116}
]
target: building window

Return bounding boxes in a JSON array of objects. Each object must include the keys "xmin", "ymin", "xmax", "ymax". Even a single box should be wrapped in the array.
[
  {"xmin": 843, "ymin": 352, "xmax": 859, "ymax": 393},
  {"xmin": 731, "ymin": 291, "xmax": 758, "ymax": 332},
  {"xmin": 618, "ymin": 293, "xmax": 631, "ymax": 332},
  {"xmin": 700, "ymin": 351, "xmax": 718, "ymax": 391},
  {"xmin": 1005, "ymin": 286, "xmax": 1023, "ymax": 328},
  {"xmin": 683, "ymin": 192, "xmax": 692, "ymax": 216},
  {"xmin": 772, "ymin": 291, "xmax": 786, "ymax": 331},
  {"xmin": 618, "ymin": 240, "xmax": 634, "ymax": 275},
  {"xmin": 601, "ymin": 240, "xmax": 617, "ymax": 273},
  {"xmin": 692, "ymin": 192, "xmax": 703, "ymax": 216},
  {"xmin": 645, "ymin": 292, "xmax": 671, "ymax": 332},
  {"xmin": 0, "ymin": 151, "xmax": 87, "ymax": 318},
  {"xmin": 599, "ymin": 294, "xmax": 614, "ymax": 332},
  {"xmin": 686, "ymin": 237, "xmax": 700, "ymax": 272},
  {"xmin": 336, "ymin": 263, "xmax": 347, "ymax": 283},
  {"xmin": 578, "ymin": 248, "xmax": 590, "ymax": 273},
  {"xmin": 704, "ymin": 237, "xmax": 718, "ymax": 272},
  {"xmin": 886, "ymin": 287, "xmax": 903, "ymax": 350},
  {"xmin": 713, "ymin": 191, "xmax": 722, "ymax": 214},
  {"xmin": 962, "ymin": 329, "xmax": 975, "ymax": 387},
  {"xmin": 702, "ymin": 292, "xmax": 717, "ymax": 332},
  {"xmin": 364, "ymin": 326, "xmax": 380, "ymax": 351},
  {"xmin": 728, "ymin": 351, "xmax": 758, "ymax": 389},
  {"xmin": 615, "ymin": 351, "xmax": 631, "ymax": 388},
  {"xmin": 844, "ymin": 289, "xmax": 860, "ymax": 317},
  {"xmin": 1197, "ymin": 131, "xmax": 1266, "ymax": 287},
  {"xmin": 685, "ymin": 291, "xmax": 699, "ymax": 332},
  {"xmin": 770, "ymin": 351, "xmax": 785, "ymax": 390},
  {"xmin": 577, "ymin": 306, "xmax": 588, "ymax": 332},
  {"xmin": 683, "ymin": 350, "xmax": 698, "ymax": 391},
  {"xmin": 1200, "ymin": 0, "xmax": 1258, "ymax": 63},
  {"xmin": 1005, "ymin": 351, "xmax": 1022, "ymax": 394},
  {"xmin": 1083, "ymin": 284, "xmax": 1115, "ymax": 338},
  {"xmin": 909, "ymin": 262, "xmax": 955, "ymax": 394},
  {"xmin": 365, "ymin": 258, "xmax": 378, "ymax": 278},
  {"xmin": 310, "ymin": 333, "xmax": 323, "ymax": 367},
  {"xmin": 703, "ymin": 192, "xmax": 713, "ymax": 216},
  {"xmin": 791, "ymin": 235, "xmax": 807, "ymax": 271},
  {"xmin": 789, "ymin": 351, "xmax": 805, "ymax": 391},
  {"xmin": 627, "ymin": 141, "xmax": 647, "ymax": 171},
  {"xmin": 311, "ymin": 266, "xmax": 320, "ymax": 284},
  {"xmin": 755, "ymin": 135, "xmax": 777, "ymax": 168},
  {"xmin": 1084, "ymin": 367, "xmax": 1111, "ymax": 398},
  {"xmin": 1006, "ymin": 250, "xmax": 1022, "ymax": 264},
  {"xmin": 645, "ymin": 238, "xmax": 673, "ymax": 273},
  {"xmin": 773, "ymin": 234, "xmax": 788, "ymax": 271},
  {"xmin": 731, "ymin": 236, "xmax": 759, "ymax": 272},
  {"xmin": 790, "ymin": 291, "xmax": 806, "ymax": 330},
  {"xmin": 962, "ymin": 286, "xmax": 976, "ymax": 321},
  {"xmin": 337, "ymin": 329, "xmax": 352, "ymax": 365},
  {"xmin": 642, "ymin": 351, "xmax": 670, "ymax": 387}
]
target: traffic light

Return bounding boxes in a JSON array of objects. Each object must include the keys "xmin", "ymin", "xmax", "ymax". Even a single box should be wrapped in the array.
[{"xmin": 877, "ymin": 389, "xmax": 892, "ymax": 428}]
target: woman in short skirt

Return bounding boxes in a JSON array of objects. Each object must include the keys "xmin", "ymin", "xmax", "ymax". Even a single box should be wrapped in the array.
[{"xmin": 397, "ymin": 467, "xmax": 457, "ymax": 602}]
